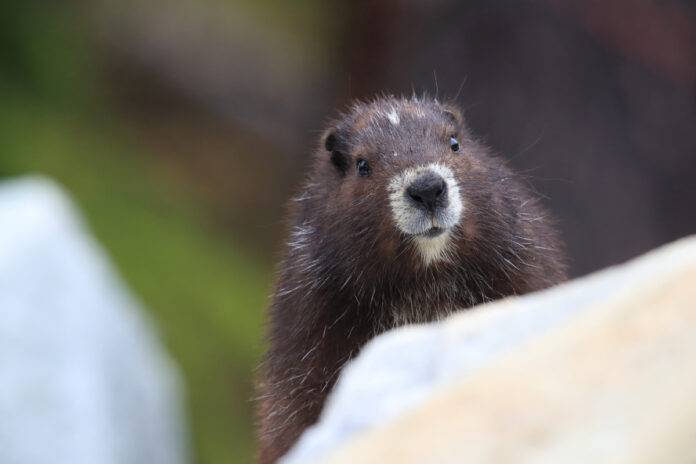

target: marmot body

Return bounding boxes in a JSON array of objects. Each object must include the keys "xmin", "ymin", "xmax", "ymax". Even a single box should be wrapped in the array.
[{"xmin": 257, "ymin": 96, "xmax": 567, "ymax": 462}]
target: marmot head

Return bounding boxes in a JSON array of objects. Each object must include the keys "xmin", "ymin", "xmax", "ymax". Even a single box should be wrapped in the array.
[{"xmin": 313, "ymin": 96, "xmax": 494, "ymax": 267}]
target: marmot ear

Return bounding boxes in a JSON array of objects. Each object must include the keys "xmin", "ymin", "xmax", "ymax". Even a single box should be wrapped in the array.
[
  {"xmin": 323, "ymin": 129, "xmax": 348, "ymax": 175},
  {"xmin": 442, "ymin": 106, "xmax": 464, "ymax": 127}
]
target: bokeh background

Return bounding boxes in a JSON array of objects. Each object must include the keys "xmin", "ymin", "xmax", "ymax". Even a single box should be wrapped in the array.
[{"xmin": 2, "ymin": 1, "xmax": 695, "ymax": 463}]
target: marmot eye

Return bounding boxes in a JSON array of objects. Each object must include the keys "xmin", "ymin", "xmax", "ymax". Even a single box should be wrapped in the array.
[
  {"xmin": 450, "ymin": 136, "xmax": 460, "ymax": 153},
  {"xmin": 356, "ymin": 158, "xmax": 370, "ymax": 177}
]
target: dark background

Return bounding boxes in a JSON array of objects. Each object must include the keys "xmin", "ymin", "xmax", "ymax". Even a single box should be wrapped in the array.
[{"xmin": 2, "ymin": 1, "xmax": 694, "ymax": 462}]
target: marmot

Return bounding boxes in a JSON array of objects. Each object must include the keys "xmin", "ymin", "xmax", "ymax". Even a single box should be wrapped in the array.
[{"xmin": 257, "ymin": 96, "xmax": 567, "ymax": 463}]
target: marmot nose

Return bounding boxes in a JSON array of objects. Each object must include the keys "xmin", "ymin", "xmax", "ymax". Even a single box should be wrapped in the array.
[{"xmin": 406, "ymin": 172, "xmax": 448, "ymax": 212}]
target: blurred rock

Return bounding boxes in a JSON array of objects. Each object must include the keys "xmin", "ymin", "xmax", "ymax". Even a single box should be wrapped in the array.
[
  {"xmin": 284, "ymin": 235, "xmax": 696, "ymax": 463},
  {"xmin": 0, "ymin": 177, "xmax": 188, "ymax": 464}
]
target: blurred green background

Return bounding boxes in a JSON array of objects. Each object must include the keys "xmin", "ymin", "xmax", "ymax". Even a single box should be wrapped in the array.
[
  {"xmin": 0, "ymin": 2, "xmax": 310, "ymax": 462},
  {"xmin": 2, "ymin": 1, "xmax": 695, "ymax": 463}
]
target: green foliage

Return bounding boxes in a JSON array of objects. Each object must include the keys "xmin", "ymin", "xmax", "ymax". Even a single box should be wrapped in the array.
[{"xmin": 0, "ymin": 2, "xmax": 95, "ymax": 106}]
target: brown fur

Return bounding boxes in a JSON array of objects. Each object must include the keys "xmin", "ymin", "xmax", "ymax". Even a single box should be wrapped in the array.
[{"xmin": 256, "ymin": 96, "xmax": 567, "ymax": 463}]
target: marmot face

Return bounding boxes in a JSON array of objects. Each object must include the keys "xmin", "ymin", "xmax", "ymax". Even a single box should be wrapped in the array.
[{"xmin": 320, "ymin": 97, "xmax": 480, "ymax": 266}]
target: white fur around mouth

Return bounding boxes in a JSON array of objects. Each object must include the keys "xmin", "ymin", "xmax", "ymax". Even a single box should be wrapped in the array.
[
  {"xmin": 413, "ymin": 232, "xmax": 454, "ymax": 266},
  {"xmin": 387, "ymin": 163, "xmax": 464, "ymax": 265}
]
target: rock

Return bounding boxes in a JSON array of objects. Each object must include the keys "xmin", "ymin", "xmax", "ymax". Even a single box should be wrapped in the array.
[
  {"xmin": 283, "ymin": 235, "xmax": 696, "ymax": 464},
  {"xmin": 0, "ymin": 177, "xmax": 188, "ymax": 464}
]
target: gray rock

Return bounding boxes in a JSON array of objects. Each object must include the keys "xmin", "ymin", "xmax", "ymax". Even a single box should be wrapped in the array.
[{"xmin": 0, "ymin": 177, "xmax": 188, "ymax": 464}]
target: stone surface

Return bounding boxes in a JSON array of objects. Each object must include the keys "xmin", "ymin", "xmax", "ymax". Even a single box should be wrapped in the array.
[
  {"xmin": 284, "ymin": 235, "xmax": 696, "ymax": 464},
  {"xmin": 0, "ymin": 177, "xmax": 188, "ymax": 464}
]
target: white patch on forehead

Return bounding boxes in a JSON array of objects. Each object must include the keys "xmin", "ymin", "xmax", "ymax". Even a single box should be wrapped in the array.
[
  {"xmin": 387, "ymin": 163, "xmax": 464, "ymax": 265},
  {"xmin": 392, "ymin": 151, "xmax": 398, "ymax": 157},
  {"xmin": 386, "ymin": 108, "xmax": 400, "ymax": 126}
]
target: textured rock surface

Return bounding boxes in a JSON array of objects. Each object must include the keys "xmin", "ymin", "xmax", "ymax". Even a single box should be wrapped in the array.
[
  {"xmin": 284, "ymin": 236, "xmax": 696, "ymax": 464},
  {"xmin": 0, "ymin": 177, "xmax": 188, "ymax": 464}
]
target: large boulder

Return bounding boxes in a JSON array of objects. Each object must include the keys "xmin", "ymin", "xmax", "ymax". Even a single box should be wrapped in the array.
[{"xmin": 284, "ymin": 235, "xmax": 696, "ymax": 463}]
